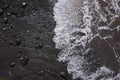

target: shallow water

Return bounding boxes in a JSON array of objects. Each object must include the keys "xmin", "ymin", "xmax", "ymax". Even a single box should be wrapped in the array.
[{"xmin": 53, "ymin": 0, "xmax": 120, "ymax": 80}]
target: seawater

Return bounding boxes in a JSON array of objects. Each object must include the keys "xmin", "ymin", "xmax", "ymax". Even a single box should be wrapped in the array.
[{"xmin": 53, "ymin": 0, "xmax": 120, "ymax": 80}]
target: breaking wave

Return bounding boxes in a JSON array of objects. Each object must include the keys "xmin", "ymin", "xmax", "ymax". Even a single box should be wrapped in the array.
[{"xmin": 53, "ymin": 0, "xmax": 120, "ymax": 80}]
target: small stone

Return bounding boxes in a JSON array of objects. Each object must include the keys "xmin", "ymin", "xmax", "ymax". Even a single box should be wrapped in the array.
[
  {"xmin": 23, "ymin": 57, "xmax": 29, "ymax": 66},
  {"xmin": 26, "ymin": 30, "xmax": 30, "ymax": 33},
  {"xmin": 19, "ymin": 56, "xmax": 24, "ymax": 61},
  {"xmin": 59, "ymin": 72, "xmax": 67, "ymax": 80},
  {"xmin": 9, "ymin": 62, "xmax": 16, "ymax": 67},
  {"xmin": 8, "ymin": 40, "xmax": 14, "ymax": 45},
  {"xmin": 60, "ymin": 72, "xmax": 65, "ymax": 75},
  {"xmin": 38, "ymin": 69, "xmax": 44, "ymax": 74},
  {"xmin": 8, "ymin": 71, "xmax": 13, "ymax": 76},
  {"xmin": 18, "ymin": 50, "xmax": 23, "ymax": 53},
  {"xmin": 40, "ymin": 70, "xmax": 44, "ymax": 73},
  {"xmin": 1, "ymin": 36, "xmax": 6, "ymax": 42},
  {"xmin": 32, "ymin": 40, "xmax": 37, "ymax": 44},
  {"xmin": 3, "ymin": 17, "xmax": 8, "ymax": 23},
  {"xmin": 3, "ymin": 4, "xmax": 9, "ymax": 9},
  {"xmin": 35, "ymin": 44, "xmax": 43, "ymax": 49},
  {"xmin": 15, "ymin": 38, "xmax": 21, "ymax": 45},
  {"xmin": 11, "ymin": 12, "xmax": 18, "ymax": 15},
  {"xmin": 22, "ymin": 2, "xmax": 27, "ymax": 7},
  {"xmin": 47, "ymin": 70, "xmax": 50, "ymax": 73},
  {"xmin": 20, "ymin": 55, "xmax": 29, "ymax": 66},
  {"xmin": 32, "ymin": 13, "xmax": 36, "ymax": 16},
  {"xmin": 22, "ymin": 44, "xmax": 26, "ymax": 47},
  {"xmin": 6, "ymin": 12, "xmax": 11, "ymax": 16},
  {"xmin": 0, "ymin": 8, "xmax": 3, "ymax": 15},
  {"xmin": 8, "ymin": 26, "xmax": 13, "ymax": 30},
  {"xmin": 35, "ymin": 37, "xmax": 40, "ymax": 40},
  {"xmin": 2, "ymin": 27, "xmax": 7, "ymax": 31}
]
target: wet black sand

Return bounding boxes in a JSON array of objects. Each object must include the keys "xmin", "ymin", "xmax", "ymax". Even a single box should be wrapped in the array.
[{"xmin": 0, "ymin": 0, "xmax": 72, "ymax": 80}]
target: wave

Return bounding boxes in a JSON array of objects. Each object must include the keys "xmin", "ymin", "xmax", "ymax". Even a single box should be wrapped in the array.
[{"xmin": 53, "ymin": 0, "xmax": 120, "ymax": 79}]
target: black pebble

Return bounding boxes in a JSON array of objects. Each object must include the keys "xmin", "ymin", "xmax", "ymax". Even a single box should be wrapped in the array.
[
  {"xmin": 1, "ymin": 36, "xmax": 6, "ymax": 42},
  {"xmin": 59, "ymin": 72, "xmax": 67, "ymax": 80},
  {"xmin": 19, "ymin": 55, "xmax": 29, "ymax": 66},
  {"xmin": 16, "ymin": 38, "xmax": 21, "ymax": 45},
  {"xmin": 35, "ymin": 44, "xmax": 43, "ymax": 49},
  {"xmin": 32, "ymin": 40, "xmax": 37, "ymax": 44},
  {"xmin": 8, "ymin": 40, "xmax": 14, "ymax": 45},
  {"xmin": 9, "ymin": 62, "xmax": 16, "ymax": 67},
  {"xmin": 0, "ymin": 8, "xmax": 3, "ymax": 15},
  {"xmin": 22, "ymin": 2, "xmax": 27, "ymax": 8},
  {"xmin": 3, "ymin": 17, "xmax": 8, "ymax": 23},
  {"xmin": 2, "ymin": 27, "xmax": 7, "ymax": 31},
  {"xmin": 36, "ymin": 37, "xmax": 40, "ymax": 40},
  {"xmin": 18, "ymin": 50, "xmax": 23, "ymax": 53},
  {"xmin": 6, "ymin": 12, "xmax": 11, "ymax": 16}
]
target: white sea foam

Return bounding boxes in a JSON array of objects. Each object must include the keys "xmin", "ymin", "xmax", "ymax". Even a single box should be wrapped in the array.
[{"xmin": 53, "ymin": 0, "xmax": 120, "ymax": 79}]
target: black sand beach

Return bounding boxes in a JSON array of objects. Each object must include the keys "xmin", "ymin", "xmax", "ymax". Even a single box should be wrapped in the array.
[
  {"xmin": 0, "ymin": 0, "xmax": 120, "ymax": 80},
  {"xmin": 0, "ymin": 0, "xmax": 72, "ymax": 80}
]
